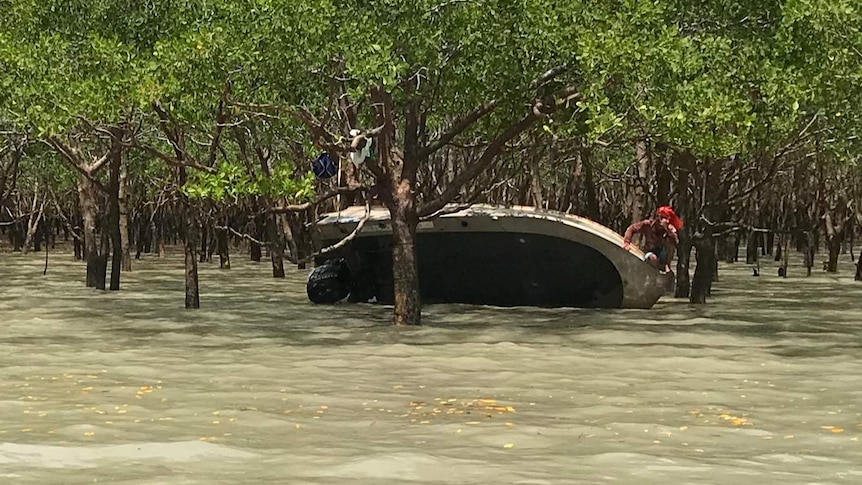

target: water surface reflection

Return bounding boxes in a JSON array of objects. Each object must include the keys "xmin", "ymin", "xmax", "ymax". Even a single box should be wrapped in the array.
[{"xmin": 0, "ymin": 250, "xmax": 860, "ymax": 484}]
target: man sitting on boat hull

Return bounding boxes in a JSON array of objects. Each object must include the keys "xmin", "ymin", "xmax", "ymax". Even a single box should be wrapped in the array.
[{"xmin": 622, "ymin": 206, "xmax": 683, "ymax": 273}]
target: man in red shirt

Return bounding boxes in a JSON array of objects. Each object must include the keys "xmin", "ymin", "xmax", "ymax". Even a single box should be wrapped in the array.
[{"xmin": 622, "ymin": 206, "xmax": 683, "ymax": 273}]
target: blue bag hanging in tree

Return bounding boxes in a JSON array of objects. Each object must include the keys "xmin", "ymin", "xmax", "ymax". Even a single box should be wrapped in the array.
[{"xmin": 312, "ymin": 152, "xmax": 338, "ymax": 179}]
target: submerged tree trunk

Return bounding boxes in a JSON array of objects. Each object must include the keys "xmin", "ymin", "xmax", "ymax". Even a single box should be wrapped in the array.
[
  {"xmin": 250, "ymin": 216, "xmax": 263, "ymax": 262},
  {"xmin": 107, "ymin": 136, "xmax": 123, "ymax": 291},
  {"xmin": 216, "ymin": 223, "xmax": 230, "ymax": 269},
  {"xmin": 156, "ymin": 216, "xmax": 166, "ymax": 258},
  {"xmin": 22, "ymin": 190, "xmax": 44, "ymax": 256},
  {"xmin": 824, "ymin": 212, "xmax": 842, "ymax": 273},
  {"xmin": 78, "ymin": 175, "xmax": 101, "ymax": 288},
  {"xmin": 673, "ymin": 150, "xmax": 692, "ymax": 298},
  {"xmin": 387, "ymin": 178, "xmax": 421, "ymax": 326},
  {"xmin": 746, "ymin": 230, "xmax": 759, "ymax": 265},
  {"xmin": 266, "ymin": 213, "xmax": 286, "ymax": 278},
  {"xmin": 185, "ymin": 215, "xmax": 200, "ymax": 308},
  {"xmin": 179, "ymin": 167, "xmax": 200, "ymax": 309},
  {"xmin": 690, "ymin": 159, "xmax": 718, "ymax": 304},
  {"xmin": 199, "ymin": 224, "xmax": 209, "ymax": 263},
  {"xmin": 10, "ymin": 221, "xmax": 25, "ymax": 252},
  {"xmin": 675, "ymin": 236, "xmax": 692, "ymax": 298},
  {"xmin": 690, "ymin": 233, "xmax": 716, "ymax": 304},
  {"xmin": 119, "ymin": 160, "xmax": 132, "ymax": 272}
]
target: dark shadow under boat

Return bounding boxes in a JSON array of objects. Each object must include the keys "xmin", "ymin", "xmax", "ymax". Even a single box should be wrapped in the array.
[{"xmin": 307, "ymin": 205, "xmax": 669, "ymax": 309}]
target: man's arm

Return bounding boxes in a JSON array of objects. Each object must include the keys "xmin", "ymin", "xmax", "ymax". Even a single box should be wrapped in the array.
[
  {"xmin": 667, "ymin": 226, "xmax": 679, "ymax": 245},
  {"xmin": 623, "ymin": 219, "xmax": 649, "ymax": 246}
]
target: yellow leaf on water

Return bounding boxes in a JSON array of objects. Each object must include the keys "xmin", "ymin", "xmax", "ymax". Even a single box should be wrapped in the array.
[
  {"xmin": 505, "ymin": 422, "xmax": 515, "ymax": 427},
  {"xmin": 679, "ymin": 426, "xmax": 689, "ymax": 431},
  {"xmin": 831, "ymin": 428, "xmax": 844, "ymax": 433},
  {"xmin": 503, "ymin": 443, "xmax": 514, "ymax": 449},
  {"xmin": 84, "ymin": 432, "xmax": 94, "ymax": 437}
]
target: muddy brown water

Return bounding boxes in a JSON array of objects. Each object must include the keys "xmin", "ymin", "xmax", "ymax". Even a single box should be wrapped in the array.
[{"xmin": 0, "ymin": 249, "xmax": 860, "ymax": 484}]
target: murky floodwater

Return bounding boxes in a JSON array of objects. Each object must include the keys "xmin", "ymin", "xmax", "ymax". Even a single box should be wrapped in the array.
[{"xmin": 0, "ymin": 247, "xmax": 860, "ymax": 484}]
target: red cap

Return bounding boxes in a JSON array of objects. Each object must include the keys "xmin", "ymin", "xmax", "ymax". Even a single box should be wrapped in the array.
[{"xmin": 657, "ymin": 206, "xmax": 683, "ymax": 231}]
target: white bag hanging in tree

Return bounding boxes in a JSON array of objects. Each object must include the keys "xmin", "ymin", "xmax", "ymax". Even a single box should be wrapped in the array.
[{"xmin": 349, "ymin": 129, "xmax": 373, "ymax": 166}]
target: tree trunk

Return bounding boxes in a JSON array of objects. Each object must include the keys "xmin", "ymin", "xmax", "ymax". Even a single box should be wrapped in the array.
[
  {"xmin": 690, "ymin": 156, "xmax": 718, "ymax": 304},
  {"xmin": 672, "ymin": 150, "xmax": 692, "ymax": 298},
  {"xmin": 199, "ymin": 223, "xmax": 209, "ymax": 263},
  {"xmin": 10, "ymin": 221, "xmax": 24, "ymax": 251},
  {"xmin": 33, "ymin": 220, "xmax": 44, "ymax": 253},
  {"xmin": 582, "ymin": 147, "xmax": 600, "ymax": 221},
  {"xmin": 266, "ymin": 214, "xmax": 286, "ymax": 278},
  {"xmin": 73, "ymin": 233, "xmax": 83, "ymax": 260},
  {"xmin": 23, "ymin": 188, "xmax": 44, "ymax": 255},
  {"xmin": 217, "ymin": 224, "xmax": 230, "ymax": 269},
  {"xmin": 282, "ymin": 212, "xmax": 300, "ymax": 263},
  {"xmin": 156, "ymin": 216, "xmax": 166, "ymax": 257},
  {"xmin": 250, "ymin": 216, "xmax": 263, "ymax": 262},
  {"xmin": 746, "ymin": 231, "xmax": 759, "ymax": 265},
  {"xmin": 654, "ymin": 143, "xmax": 671, "ymax": 206},
  {"xmin": 527, "ymin": 148, "xmax": 545, "ymax": 209},
  {"xmin": 119, "ymin": 159, "xmax": 132, "ymax": 271},
  {"xmin": 855, "ymin": 250, "xmax": 862, "ymax": 281},
  {"xmin": 826, "ymin": 235, "xmax": 841, "ymax": 273},
  {"xmin": 690, "ymin": 234, "xmax": 715, "ymax": 304},
  {"xmin": 824, "ymin": 212, "xmax": 841, "ymax": 273},
  {"xmin": 78, "ymin": 175, "xmax": 101, "ymax": 288},
  {"xmin": 388, "ymin": 181, "xmax": 421, "ymax": 326},
  {"xmin": 22, "ymin": 205, "xmax": 43, "ymax": 255},
  {"xmin": 804, "ymin": 231, "xmax": 816, "ymax": 276},
  {"xmin": 675, "ymin": 237, "xmax": 692, "ymax": 298},
  {"xmin": 185, "ymin": 217, "xmax": 200, "ymax": 308},
  {"xmin": 630, "ymin": 138, "xmax": 650, "ymax": 223},
  {"xmin": 180, "ymin": 167, "xmax": 200, "ymax": 309},
  {"xmin": 107, "ymin": 136, "xmax": 123, "ymax": 291},
  {"xmin": 559, "ymin": 146, "xmax": 583, "ymax": 213}
]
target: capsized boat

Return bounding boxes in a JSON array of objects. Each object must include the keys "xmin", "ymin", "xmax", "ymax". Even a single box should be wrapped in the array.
[{"xmin": 307, "ymin": 205, "xmax": 669, "ymax": 309}]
